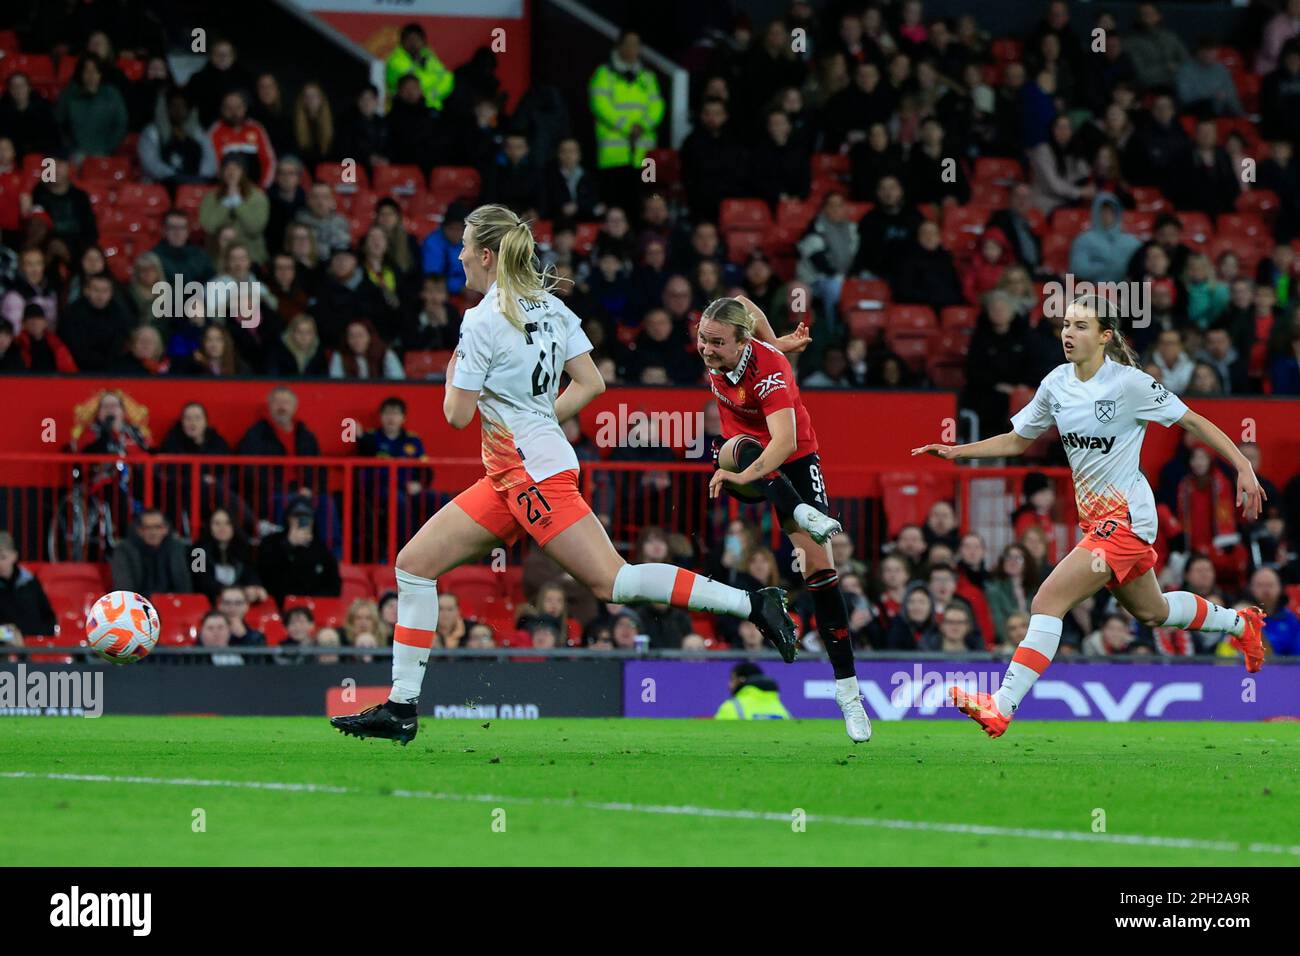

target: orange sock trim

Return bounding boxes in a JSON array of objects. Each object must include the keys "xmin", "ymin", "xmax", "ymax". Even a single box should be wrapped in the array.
[
  {"xmin": 394, "ymin": 624, "xmax": 435, "ymax": 649},
  {"xmin": 1011, "ymin": 645, "xmax": 1052, "ymax": 674},
  {"xmin": 670, "ymin": 568, "xmax": 695, "ymax": 608},
  {"xmin": 1189, "ymin": 594, "xmax": 1210, "ymax": 631}
]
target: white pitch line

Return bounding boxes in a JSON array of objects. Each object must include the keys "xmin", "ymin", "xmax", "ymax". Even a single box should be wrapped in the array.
[{"xmin": 4, "ymin": 771, "xmax": 1298, "ymax": 857}]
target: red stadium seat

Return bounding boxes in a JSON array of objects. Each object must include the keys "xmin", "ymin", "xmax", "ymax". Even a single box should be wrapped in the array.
[
  {"xmin": 406, "ymin": 192, "xmax": 448, "ymax": 236},
  {"xmin": 645, "ymin": 148, "xmax": 680, "ymax": 189},
  {"xmin": 23, "ymin": 636, "xmax": 73, "ymax": 665},
  {"xmin": 429, "ymin": 166, "xmax": 481, "ymax": 201},
  {"xmin": 1217, "ymin": 212, "xmax": 1269, "ymax": 243},
  {"xmin": 881, "ymin": 472, "xmax": 953, "ymax": 537},
  {"xmin": 842, "ymin": 200, "xmax": 873, "ymax": 222},
  {"xmin": 500, "ymin": 566, "xmax": 524, "ymax": 603},
  {"xmin": 1050, "ymin": 206, "xmax": 1091, "ymax": 236},
  {"xmin": 839, "ymin": 277, "xmax": 891, "ymax": 313},
  {"xmin": 846, "ymin": 310, "xmax": 888, "ymax": 341},
  {"xmin": 991, "ymin": 38, "xmax": 1021, "ymax": 62},
  {"xmin": 940, "ymin": 306, "xmax": 978, "ymax": 330},
  {"xmin": 573, "ymin": 221, "xmax": 601, "ymax": 255},
  {"xmin": 369, "ymin": 565, "xmax": 398, "ymax": 596},
  {"xmin": 719, "ymin": 198, "xmax": 771, "ymax": 232},
  {"xmin": 97, "ymin": 206, "xmax": 160, "ymax": 237},
  {"xmin": 886, "ymin": 304, "xmax": 937, "ymax": 331},
  {"xmin": 80, "ymin": 156, "xmax": 131, "ymax": 184},
  {"xmin": 152, "ymin": 593, "xmax": 210, "ymax": 647},
  {"xmin": 1121, "ymin": 210, "xmax": 1156, "ymax": 239},
  {"xmin": 403, "ymin": 349, "xmax": 453, "ymax": 380},
  {"xmin": 932, "ymin": 329, "xmax": 971, "ymax": 359},
  {"xmin": 175, "ymin": 184, "xmax": 212, "ymax": 215},
  {"xmin": 315, "ymin": 160, "xmax": 369, "ymax": 193},
  {"xmin": 372, "ymin": 164, "xmax": 425, "ymax": 198},
  {"xmin": 1177, "ymin": 211, "xmax": 1213, "ymax": 245},
  {"xmin": 282, "ymin": 596, "xmax": 347, "ymax": 629},
  {"xmin": 811, "ymin": 153, "xmax": 849, "ymax": 178},
  {"xmin": 928, "ymin": 361, "xmax": 966, "ymax": 390},
  {"xmin": 1235, "ymin": 189, "xmax": 1279, "ymax": 219},
  {"xmin": 724, "ymin": 228, "xmax": 765, "ymax": 262},
  {"xmin": 973, "ymin": 157, "xmax": 1022, "ymax": 185},
  {"xmin": 440, "ymin": 565, "xmax": 505, "ymax": 603},
  {"xmin": 1042, "ymin": 232, "xmax": 1072, "ymax": 273},
  {"xmin": 0, "ymin": 30, "xmax": 19, "ymax": 52},
  {"xmin": 53, "ymin": 606, "xmax": 89, "ymax": 646},
  {"xmin": 39, "ymin": 562, "xmax": 108, "ymax": 590},
  {"xmin": 0, "ymin": 54, "xmax": 56, "ymax": 84},
  {"xmin": 1131, "ymin": 186, "xmax": 1172, "ymax": 214},
  {"xmin": 115, "ymin": 182, "xmax": 169, "ymax": 213},
  {"xmin": 776, "ymin": 198, "xmax": 818, "ymax": 233},
  {"xmin": 885, "ymin": 331, "xmax": 933, "ymax": 370},
  {"xmin": 340, "ymin": 565, "xmax": 374, "ymax": 604}
]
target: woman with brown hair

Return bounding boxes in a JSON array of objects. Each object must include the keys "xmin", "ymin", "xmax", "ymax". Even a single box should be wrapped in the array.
[
  {"xmin": 293, "ymin": 81, "xmax": 334, "ymax": 169},
  {"xmin": 178, "ymin": 324, "xmax": 247, "ymax": 376},
  {"xmin": 199, "ymin": 157, "xmax": 270, "ymax": 263},
  {"xmin": 328, "ymin": 317, "xmax": 404, "ymax": 379}
]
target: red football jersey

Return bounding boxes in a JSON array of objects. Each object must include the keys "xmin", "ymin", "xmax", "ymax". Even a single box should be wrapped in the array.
[{"xmin": 708, "ymin": 339, "xmax": 818, "ymax": 457}]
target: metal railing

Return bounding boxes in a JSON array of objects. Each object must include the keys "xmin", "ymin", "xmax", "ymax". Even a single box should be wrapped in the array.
[{"xmin": 0, "ymin": 453, "xmax": 1077, "ymax": 565}]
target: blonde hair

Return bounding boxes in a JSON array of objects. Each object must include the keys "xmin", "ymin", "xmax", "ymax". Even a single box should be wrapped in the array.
[
  {"xmin": 1067, "ymin": 294, "xmax": 1140, "ymax": 368},
  {"xmin": 699, "ymin": 297, "xmax": 758, "ymax": 341},
  {"xmin": 464, "ymin": 204, "xmax": 565, "ymax": 333}
]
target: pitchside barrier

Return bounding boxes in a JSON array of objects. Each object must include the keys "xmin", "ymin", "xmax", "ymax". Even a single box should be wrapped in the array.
[
  {"xmin": 2, "ymin": 652, "xmax": 1296, "ymax": 721},
  {"xmin": 0, "ymin": 452, "xmax": 1077, "ymax": 565}
]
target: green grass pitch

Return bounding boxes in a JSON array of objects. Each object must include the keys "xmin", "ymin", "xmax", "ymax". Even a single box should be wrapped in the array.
[{"xmin": 2, "ymin": 718, "xmax": 1298, "ymax": 866}]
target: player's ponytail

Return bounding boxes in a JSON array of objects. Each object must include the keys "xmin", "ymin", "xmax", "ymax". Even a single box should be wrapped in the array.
[
  {"xmin": 463, "ymin": 204, "xmax": 568, "ymax": 334},
  {"xmin": 700, "ymin": 297, "xmax": 758, "ymax": 341},
  {"xmin": 1103, "ymin": 326, "xmax": 1141, "ymax": 367}
]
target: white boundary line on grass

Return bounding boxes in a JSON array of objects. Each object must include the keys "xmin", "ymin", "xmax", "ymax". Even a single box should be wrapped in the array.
[{"xmin": 5, "ymin": 771, "xmax": 1299, "ymax": 857}]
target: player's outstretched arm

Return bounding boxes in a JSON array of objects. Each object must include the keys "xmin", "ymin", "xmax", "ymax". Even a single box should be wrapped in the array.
[
  {"xmin": 554, "ymin": 351, "xmax": 607, "ymax": 423},
  {"xmin": 911, "ymin": 431, "xmax": 1034, "ymax": 461},
  {"xmin": 735, "ymin": 294, "xmax": 811, "ymax": 355},
  {"xmin": 1175, "ymin": 409, "xmax": 1266, "ymax": 520}
]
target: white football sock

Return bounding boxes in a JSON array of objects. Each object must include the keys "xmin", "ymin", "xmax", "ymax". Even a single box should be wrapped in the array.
[
  {"xmin": 1162, "ymin": 591, "xmax": 1244, "ymax": 636},
  {"xmin": 390, "ymin": 568, "xmax": 439, "ymax": 704},
  {"xmin": 994, "ymin": 613, "xmax": 1062, "ymax": 716},
  {"xmin": 612, "ymin": 563, "xmax": 752, "ymax": 617},
  {"xmin": 834, "ymin": 675, "xmax": 861, "ymax": 702}
]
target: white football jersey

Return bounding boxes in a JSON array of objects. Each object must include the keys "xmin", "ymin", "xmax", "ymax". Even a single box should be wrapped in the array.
[
  {"xmin": 1010, "ymin": 357, "xmax": 1189, "ymax": 543},
  {"xmin": 452, "ymin": 281, "xmax": 593, "ymax": 491}
]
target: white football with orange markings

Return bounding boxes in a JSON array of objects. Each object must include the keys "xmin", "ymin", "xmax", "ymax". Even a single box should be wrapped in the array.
[{"xmin": 85, "ymin": 591, "xmax": 160, "ymax": 664}]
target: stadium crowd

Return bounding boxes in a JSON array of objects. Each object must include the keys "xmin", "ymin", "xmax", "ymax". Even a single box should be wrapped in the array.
[{"xmin": 1, "ymin": 0, "xmax": 1299, "ymax": 663}]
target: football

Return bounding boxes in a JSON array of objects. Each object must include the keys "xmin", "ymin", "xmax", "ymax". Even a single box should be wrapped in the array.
[{"xmin": 85, "ymin": 591, "xmax": 161, "ymax": 665}]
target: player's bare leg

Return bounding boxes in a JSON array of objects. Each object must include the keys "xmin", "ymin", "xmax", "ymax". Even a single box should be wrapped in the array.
[
  {"xmin": 1112, "ymin": 568, "xmax": 1266, "ymax": 672},
  {"xmin": 952, "ymin": 546, "xmax": 1111, "ymax": 737},
  {"xmin": 542, "ymin": 513, "xmax": 799, "ymax": 660},
  {"xmin": 719, "ymin": 437, "xmax": 840, "ymax": 543},
  {"xmin": 331, "ymin": 502, "xmax": 503, "ymax": 744},
  {"xmin": 787, "ymin": 522, "xmax": 870, "ymax": 742}
]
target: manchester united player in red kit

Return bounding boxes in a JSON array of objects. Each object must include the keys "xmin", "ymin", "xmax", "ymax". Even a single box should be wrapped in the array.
[{"xmin": 698, "ymin": 295, "xmax": 872, "ymax": 743}]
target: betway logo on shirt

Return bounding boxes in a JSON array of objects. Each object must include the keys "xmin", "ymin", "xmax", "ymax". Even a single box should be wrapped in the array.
[{"xmin": 1061, "ymin": 432, "xmax": 1116, "ymax": 453}]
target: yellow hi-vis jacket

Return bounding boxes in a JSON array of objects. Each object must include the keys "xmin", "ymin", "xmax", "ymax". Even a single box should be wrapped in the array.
[
  {"xmin": 386, "ymin": 45, "xmax": 455, "ymax": 111},
  {"xmin": 715, "ymin": 684, "xmax": 791, "ymax": 720},
  {"xmin": 588, "ymin": 58, "xmax": 664, "ymax": 170}
]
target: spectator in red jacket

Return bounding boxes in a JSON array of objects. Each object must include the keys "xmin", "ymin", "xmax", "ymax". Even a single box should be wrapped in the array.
[
  {"xmin": 209, "ymin": 90, "xmax": 276, "ymax": 190},
  {"xmin": 960, "ymin": 226, "xmax": 1013, "ymax": 305},
  {"xmin": 13, "ymin": 303, "xmax": 76, "ymax": 372}
]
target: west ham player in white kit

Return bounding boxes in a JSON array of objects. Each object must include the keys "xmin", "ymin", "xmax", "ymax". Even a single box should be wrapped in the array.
[
  {"xmin": 331, "ymin": 205, "xmax": 797, "ymax": 744},
  {"xmin": 912, "ymin": 297, "xmax": 1267, "ymax": 738}
]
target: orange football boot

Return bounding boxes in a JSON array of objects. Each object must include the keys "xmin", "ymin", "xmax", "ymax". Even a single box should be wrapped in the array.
[
  {"xmin": 1229, "ymin": 606, "xmax": 1266, "ymax": 674},
  {"xmin": 950, "ymin": 686, "xmax": 1012, "ymax": 738}
]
